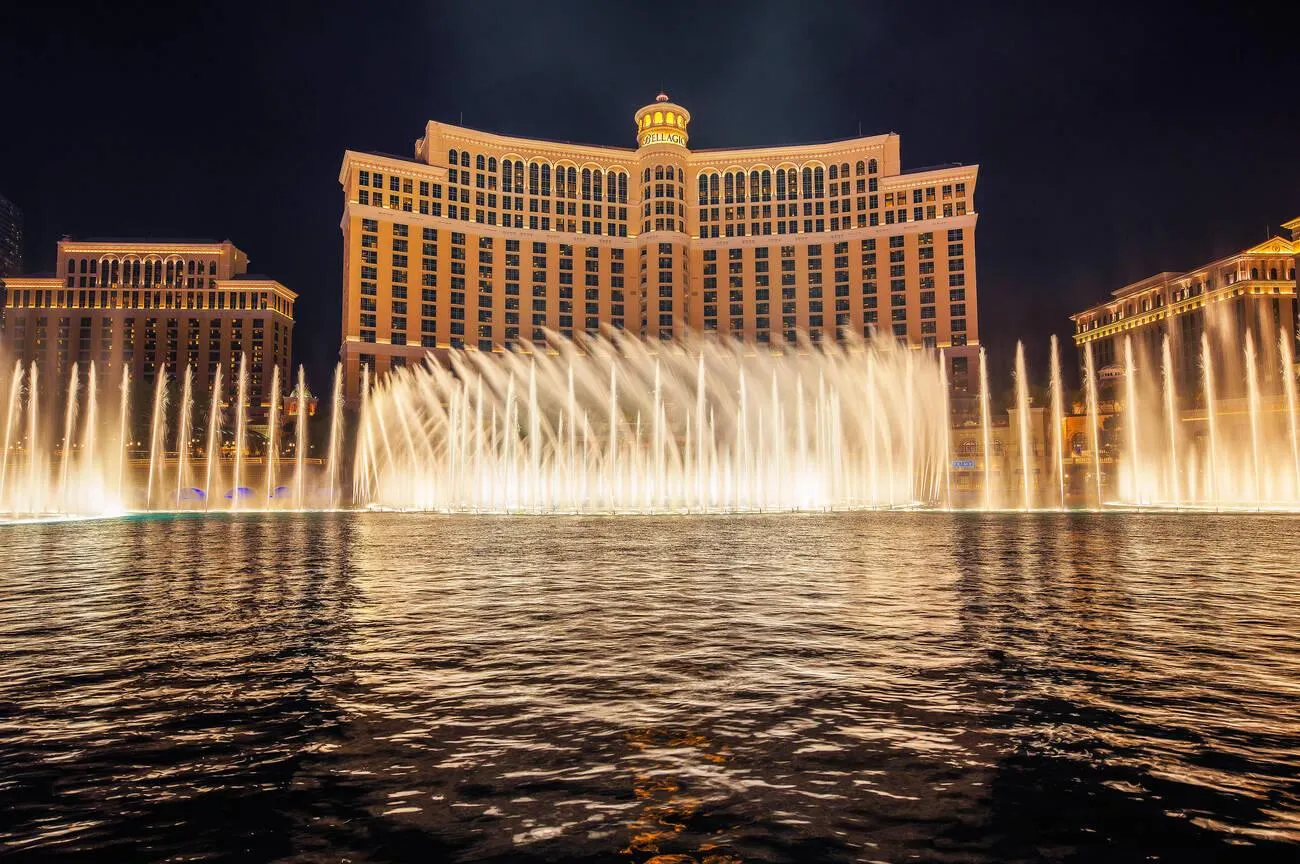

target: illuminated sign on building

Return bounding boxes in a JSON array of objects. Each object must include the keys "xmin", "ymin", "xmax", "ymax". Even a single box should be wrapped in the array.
[{"xmin": 639, "ymin": 131, "xmax": 686, "ymax": 148}]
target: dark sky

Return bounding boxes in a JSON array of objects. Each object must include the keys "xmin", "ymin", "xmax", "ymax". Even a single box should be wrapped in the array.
[{"xmin": 2, "ymin": 1, "xmax": 1295, "ymax": 389}]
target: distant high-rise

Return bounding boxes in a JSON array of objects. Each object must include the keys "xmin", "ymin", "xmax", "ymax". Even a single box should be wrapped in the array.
[{"xmin": 0, "ymin": 193, "xmax": 21, "ymax": 279}]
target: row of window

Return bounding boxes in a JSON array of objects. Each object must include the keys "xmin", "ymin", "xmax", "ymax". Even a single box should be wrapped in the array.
[{"xmin": 6, "ymin": 287, "xmax": 291, "ymax": 315}]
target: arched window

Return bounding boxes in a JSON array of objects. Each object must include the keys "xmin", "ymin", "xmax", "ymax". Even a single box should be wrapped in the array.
[
  {"xmin": 1270, "ymin": 268, "xmax": 1278, "ymax": 280},
  {"xmin": 802, "ymin": 167, "xmax": 813, "ymax": 198},
  {"xmin": 708, "ymin": 173, "xmax": 718, "ymax": 201},
  {"xmin": 655, "ymin": 165, "xmax": 664, "ymax": 181},
  {"xmin": 868, "ymin": 158, "xmax": 878, "ymax": 174},
  {"xmin": 775, "ymin": 169, "xmax": 786, "ymax": 199},
  {"xmin": 514, "ymin": 160, "xmax": 524, "ymax": 193},
  {"xmin": 448, "ymin": 149, "xmax": 457, "ymax": 165},
  {"xmin": 750, "ymin": 170, "xmax": 760, "ymax": 200},
  {"xmin": 723, "ymin": 172, "xmax": 734, "ymax": 202},
  {"xmin": 840, "ymin": 162, "xmax": 849, "ymax": 178},
  {"xmin": 666, "ymin": 111, "xmax": 675, "ymax": 125},
  {"xmin": 698, "ymin": 174, "xmax": 708, "ymax": 202},
  {"xmin": 829, "ymin": 164, "xmax": 838, "ymax": 180},
  {"xmin": 502, "ymin": 161, "xmax": 512, "ymax": 188},
  {"xmin": 593, "ymin": 170, "xmax": 603, "ymax": 201},
  {"xmin": 476, "ymin": 154, "xmax": 485, "ymax": 170},
  {"xmin": 761, "ymin": 170, "xmax": 771, "ymax": 198},
  {"xmin": 540, "ymin": 163, "xmax": 551, "ymax": 195},
  {"xmin": 1251, "ymin": 267, "xmax": 1259, "ymax": 279},
  {"xmin": 787, "ymin": 168, "xmax": 798, "ymax": 196},
  {"xmin": 733, "ymin": 171, "xmax": 745, "ymax": 200},
  {"xmin": 618, "ymin": 173, "xmax": 628, "ymax": 203},
  {"xmin": 814, "ymin": 166, "xmax": 824, "ymax": 196},
  {"xmin": 487, "ymin": 156, "xmax": 497, "ymax": 173},
  {"xmin": 653, "ymin": 111, "xmax": 663, "ymax": 124},
  {"xmin": 677, "ymin": 168, "xmax": 684, "ymax": 184},
  {"xmin": 556, "ymin": 166, "xmax": 567, "ymax": 196},
  {"xmin": 643, "ymin": 167, "xmax": 651, "ymax": 182},
  {"xmin": 566, "ymin": 167, "xmax": 577, "ymax": 195},
  {"xmin": 529, "ymin": 162, "xmax": 539, "ymax": 194},
  {"xmin": 460, "ymin": 151, "xmax": 470, "ymax": 167},
  {"xmin": 582, "ymin": 168, "xmax": 592, "ymax": 198},
  {"xmin": 676, "ymin": 115, "xmax": 685, "ymax": 128},
  {"xmin": 856, "ymin": 160, "xmax": 865, "ymax": 176}
]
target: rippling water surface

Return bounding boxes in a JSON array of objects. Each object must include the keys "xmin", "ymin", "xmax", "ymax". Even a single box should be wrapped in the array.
[{"xmin": 2, "ymin": 512, "xmax": 1299, "ymax": 862}]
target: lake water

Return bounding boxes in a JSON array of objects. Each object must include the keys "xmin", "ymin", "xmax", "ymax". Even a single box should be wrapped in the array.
[{"xmin": 1, "ymin": 512, "xmax": 1298, "ymax": 862}]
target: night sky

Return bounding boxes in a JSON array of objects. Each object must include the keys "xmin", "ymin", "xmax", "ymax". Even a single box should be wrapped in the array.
[{"xmin": 2, "ymin": 2, "xmax": 1295, "ymax": 389}]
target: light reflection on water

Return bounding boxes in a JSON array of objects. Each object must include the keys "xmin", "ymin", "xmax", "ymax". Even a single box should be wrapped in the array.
[{"xmin": 1, "ymin": 512, "xmax": 1299, "ymax": 862}]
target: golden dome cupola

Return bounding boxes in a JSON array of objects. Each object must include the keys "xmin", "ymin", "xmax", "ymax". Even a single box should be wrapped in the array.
[{"xmin": 634, "ymin": 92, "xmax": 690, "ymax": 149}]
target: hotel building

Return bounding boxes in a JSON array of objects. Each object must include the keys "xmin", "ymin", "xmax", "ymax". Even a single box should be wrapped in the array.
[
  {"xmin": 337, "ymin": 94, "xmax": 980, "ymax": 404},
  {"xmin": 0, "ymin": 238, "xmax": 296, "ymax": 417},
  {"xmin": 1071, "ymin": 220, "xmax": 1299, "ymax": 399}
]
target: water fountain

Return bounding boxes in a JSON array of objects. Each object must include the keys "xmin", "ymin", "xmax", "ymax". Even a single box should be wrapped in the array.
[
  {"xmin": 294, "ymin": 365, "xmax": 307, "ymax": 509},
  {"xmin": 1160, "ymin": 335, "xmax": 1180, "ymax": 505},
  {"xmin": 204, "ymin": 365, "xmax": 224, "ymax": 512},
  {"xmin": 1049, "ymin": 336, "xmax": 1065, "ymax": 510},
  {"xmin": 325, "ymin": 362, "xmax": 344, "ymax": 508},
  {"xmin": 265, "ymin": 365, "xmax": 281, "ymax": 506},
  {"xmin": 979, "ymin": 346, "xmax": 993, "ymax": 509},
  {"xmin": 232, "ymin": 355, "xmax": 248, "ymax": 511},
  {"xmin": 1014, "ymin": 342, "xmax": 1032, "ymax": 511},
  {"xmin": 1282, "ymin": 331, "xmax": 1300, "ymax": 496},
  {"xmin": 6, "ymin": 327, "xmax": 1300, "ymax": 521},
  {"xmin": 1084, "ymin": 341, "xmax": 1103, "ymax": 508},
  {"xmin": 355, "ymin": 333, "xmax": 948, "ymax": 513},
  {"xmin": 1202, "ymin": 331, "xmax": 1220, "ymax": 503},
  {"xmin": 176, "ymin": 365, "xmax": 194, "ymax": 508}
]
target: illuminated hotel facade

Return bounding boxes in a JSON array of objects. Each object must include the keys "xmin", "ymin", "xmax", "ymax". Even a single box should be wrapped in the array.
[
  {"xmin": 1070, "ymin": 220, "xmax": 1299, "ymax": 398},
  {"xmin": 337, "ymin": 94, "xmax": 980, "ymax": 403},
  {"xmin": 0, "ymin": 239, "xmax": 296, "ymax": 417}
]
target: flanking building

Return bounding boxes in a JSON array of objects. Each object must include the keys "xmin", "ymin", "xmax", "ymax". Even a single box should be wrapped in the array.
[
  {"xmin": 1071, "ymin": 221, "xmax": 1299, "ymax": 400},
  {"xmin": 337, "ymin": 93, "xmax": 980, "ymax": 404},
  {"xmin": 0, "ymin": 238, "xmax": 296, "ymax": 418}
]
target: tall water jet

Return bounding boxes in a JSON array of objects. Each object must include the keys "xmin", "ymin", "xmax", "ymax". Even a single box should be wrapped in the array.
[
  {"xmin": 1123, "ymin": 335, "xmax": 1141, "ymax": 504},
  {"xmin": 1281, "ymin": 328, "xmax": 1300, "ymax": 499},
  {"xmin": 1049, "ymin": 336, "xmax": 1065, "ymax": 509},
  {"xmin": 1161, "ymin": 335, "xmax": 1180, "ymax": 505},
  {"xmin": 1245, "ymin": 331, "xmax": 1263, "ymax": 504},
  {"xmin": 265, "ymin": 365, "xmax": 281, "ymax": 505},
  {"xmin": 58, "ymin": 363, "xmax": 80, "ymax": 512},
  {"xmin": 353, "ymin": 365, "xmax": 372, "ymax": 507},
  {"xmin": 204, "ymin": 364, "xmax": 224, "ymax": 511},
  {"xmin": 325, "ymin": 362, "xmax": 343, "ymax": 508},
  {"xmin": 294, "ymin": 364, "xmax": 307, "ymax": 508},
  {"xmin": 81, "ymin": 363, "xmax": 99, "ymax": 505},
  {"xmin": 1084, "ymin": 341, "xmax": 1103, "ymax": 508},
  {"xmin": 232, "ymin": 353, "xmax": 248, "ymax": 511},
  {"xmin": 116, "ymin": 366, "xmax": 130, "ymax": 506},
  {"xmin": 145, "ymin": 365, "xmax": 168, "ymax": 510},
  {"xmin": 1014, "ymin": 342, "xmax": 1032, "ymax": 511},
  {"xmin": 26, "ymin": 363, "xmax": 40, "ymax": 513},
  {"xmin": 1201, "ymin": 331, "xmax": 1219, "ymax": 504},
  {"xmin": 938, "ymin": 350, "xmax": 952, "ymax": 509},
  {"xmin": 175, "ymin": 364, "xmax": 194, "ymax": 508},
  {"xmin": 0, "ymin": 361, "xmax": 23, "ymax": 510},
  {"xmin": 979, "ymin": 347, "xmax": 993, "ymax": 509}
]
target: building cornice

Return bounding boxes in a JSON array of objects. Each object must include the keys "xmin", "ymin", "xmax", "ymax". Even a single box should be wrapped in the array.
[{"xmin": 1072, "ymin": 279, "xmax": 1296, "ymax": 343}]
